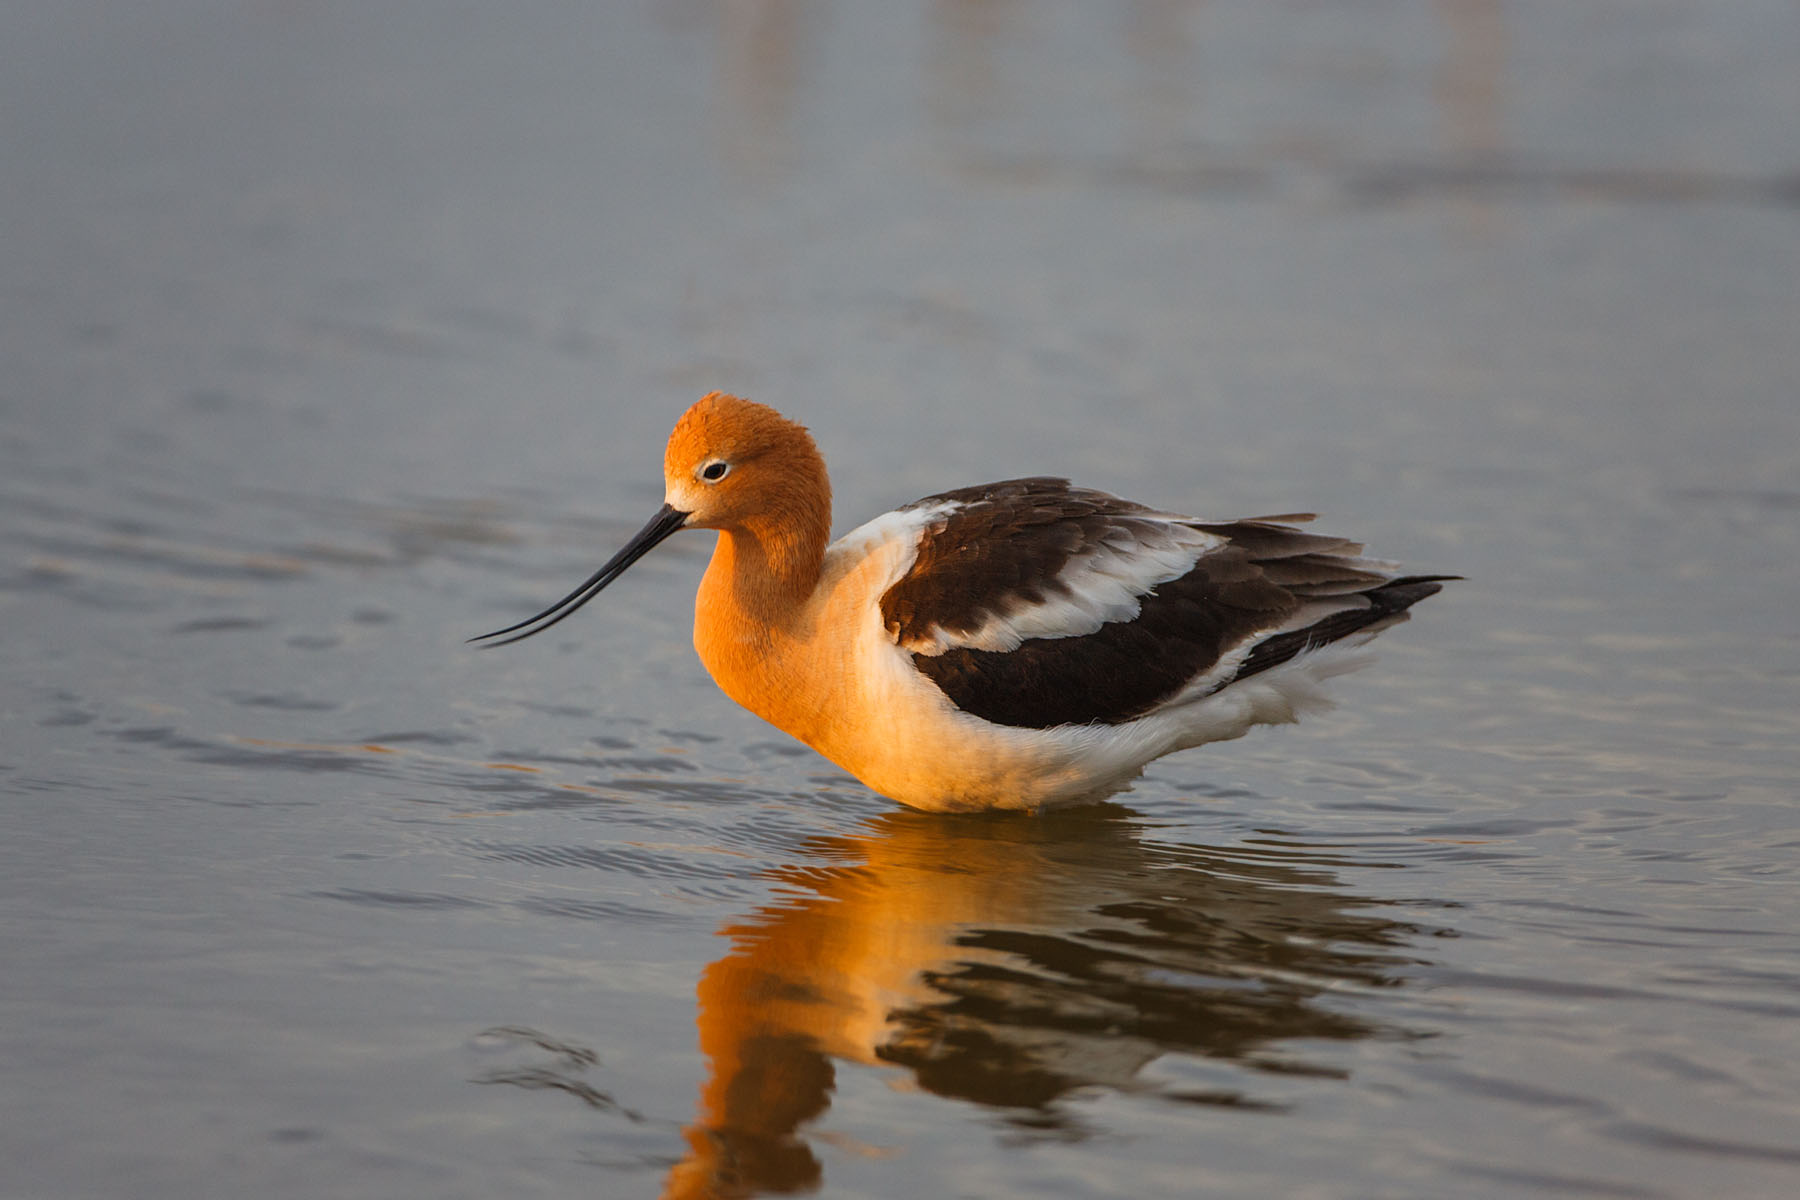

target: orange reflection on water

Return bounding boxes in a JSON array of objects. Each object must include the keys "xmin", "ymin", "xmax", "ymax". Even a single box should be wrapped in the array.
[{"xmin": 663, "ymin": 808, "xmax": 1424, "ymax": 1199}]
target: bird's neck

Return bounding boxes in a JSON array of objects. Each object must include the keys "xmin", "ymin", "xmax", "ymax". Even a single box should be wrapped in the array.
[
  {"xmin": 701, "ymin": 514, "xmax": 828, "ymax": 630},
  {"xmin": 694, "ymin": 516, "xmax": 834, "ymax": 747}
]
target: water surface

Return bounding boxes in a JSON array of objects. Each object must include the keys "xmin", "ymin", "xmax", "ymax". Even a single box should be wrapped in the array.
[{"xmin": 4, "ymin": 3, "xmax": 1799, "ymax": 1197}]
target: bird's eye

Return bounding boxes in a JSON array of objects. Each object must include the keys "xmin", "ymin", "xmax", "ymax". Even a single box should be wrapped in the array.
[{"xmin": 700, "ymin": 460, "xmax": 730, "ymax": 483}]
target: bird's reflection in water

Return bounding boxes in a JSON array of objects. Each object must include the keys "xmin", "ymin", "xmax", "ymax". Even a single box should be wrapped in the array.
[{"xmin": 662, "ymin": 806, "xmax": 1428, "ymax": 1200}]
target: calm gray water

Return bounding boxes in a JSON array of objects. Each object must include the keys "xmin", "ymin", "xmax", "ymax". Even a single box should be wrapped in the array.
[{"xmin": 4, "ymin": 3, "xmax": 1799, "ymax": 1197}]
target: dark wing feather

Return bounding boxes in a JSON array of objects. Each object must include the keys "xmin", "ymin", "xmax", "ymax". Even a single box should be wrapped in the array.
[
  {"xmin": 1231, "ymin": 575, "xmax": 1458, "ymax": 682},
  {"xmin": 880, "ymin": 478, "xmax": 1162, "ymax": 647}
]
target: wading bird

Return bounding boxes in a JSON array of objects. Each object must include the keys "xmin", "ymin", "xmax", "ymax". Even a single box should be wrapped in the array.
[{"xmin": 474, "ymin": 393, "xmax": 1452, "ymax": 811}]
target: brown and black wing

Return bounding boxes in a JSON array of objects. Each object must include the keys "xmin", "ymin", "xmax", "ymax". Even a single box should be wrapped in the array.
[{"xmin": 879, "ymin": 479, "xmax": 1449, "ymax": 729}]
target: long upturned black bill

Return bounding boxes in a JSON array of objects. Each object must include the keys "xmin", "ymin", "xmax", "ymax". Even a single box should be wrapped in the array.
[{"xmin": 469, "ymin": 503, "xmax": 690, "ymax": 647}]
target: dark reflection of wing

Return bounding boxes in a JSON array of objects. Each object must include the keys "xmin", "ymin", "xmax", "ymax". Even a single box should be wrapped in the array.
[{"xmin": 662, "ymin": 808, "xmax": 1429, "ymax": 1199}]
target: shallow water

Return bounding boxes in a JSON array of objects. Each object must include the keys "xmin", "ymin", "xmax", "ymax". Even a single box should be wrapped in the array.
[{"xmin": 5, "ymin": 2, "xmax": 1800, "ymax": 1197}]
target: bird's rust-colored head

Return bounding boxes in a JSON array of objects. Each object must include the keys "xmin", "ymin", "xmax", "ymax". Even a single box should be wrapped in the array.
[
  {"xmin": 663, "ymin": 392, "xmax": 831, "ymax": 537},
  {"xmin": 469, "ymin": 392, "xmax": 831, "ymax": 647}
]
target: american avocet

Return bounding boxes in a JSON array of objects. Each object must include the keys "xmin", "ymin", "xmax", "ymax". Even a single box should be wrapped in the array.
[{"xmin": 474, "ymin": 393, "xmax": 1453, "ymax": 812}]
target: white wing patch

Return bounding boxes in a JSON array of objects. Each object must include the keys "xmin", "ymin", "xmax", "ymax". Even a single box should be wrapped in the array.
[
  {"xmin": 831, "ymin": 502, "xmax": 957, "ymax": 568},
  {"xmin": 903, "ymin": 516, "xmax": 1224, "ymax": 656}
]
